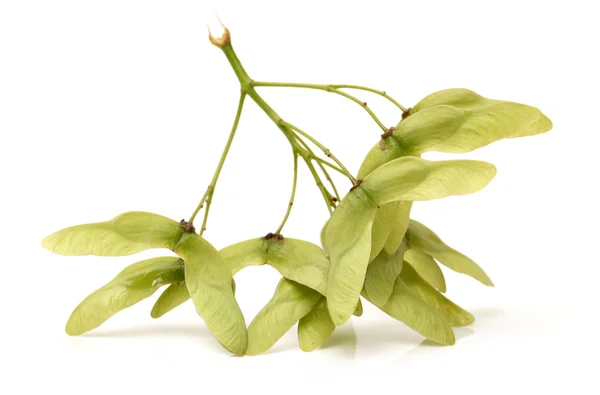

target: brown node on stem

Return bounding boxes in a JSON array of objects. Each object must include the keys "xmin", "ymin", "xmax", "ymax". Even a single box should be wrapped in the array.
[
  {"xmin": 379, "ymin": 127, "xmax": 395, "ymax": 150},
  {"xmin": 179, "ymin": 219, "xmax": 196, "ymax": 233},
  {"xmin": 262, "ymin": 232, "xmax": 284, "ymax": 241},
  {"xmin": 331, "ymin": 196, "xmax": 338, "ymax": 203},
  {"xmin": 401, "ymin": 107, "xmax": 412, "ymax": 120},
  {"xmin": 349, "ymin": 179, "xmax": 363, "ymax": 192}
]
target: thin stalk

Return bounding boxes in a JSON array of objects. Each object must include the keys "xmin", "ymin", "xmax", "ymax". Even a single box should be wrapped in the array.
[
  {"xmin": 330, "ymin": 84, "xmax": 406, "ymax": 112},
  {"xmin": 294, "ymin": 135, "xmax": 341, "ymax": 202},
  {"xmin": 252, "ymin": 81, "xmax": 394, "ymax": 131},
  {"xmin": 313, "ymin": 156, "xmax": 344, "ymax": 176},
  {"xmin": 276, "ymin": 152, "xmax": 299, "ymax": 233},
  {"xmin": 217, "ymin": 41, "xmax": 349, "ymax": 214},
  {"xmin": 282, "ymin": 120, "xmax": 356, "ymax": 184},
  {"xmin": 189, "ymin": 93, "xmax": 246, "ymax": 228}
]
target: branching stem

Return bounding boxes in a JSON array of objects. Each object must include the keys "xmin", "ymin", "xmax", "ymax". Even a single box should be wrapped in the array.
[
  {"xmin": 253, "ymin": 81, "xmax": 406, "ymax": 129},
  {"xmin": 189, "ymin": 93, "xmax": 246, "ymax": 230}
]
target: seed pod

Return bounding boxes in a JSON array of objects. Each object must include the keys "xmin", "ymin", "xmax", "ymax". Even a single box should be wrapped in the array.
[
  {"xmin": 369, "ymin": 202, "xmax": 401, "ymax": 261},
  {"xmin": 66, "ymin": 257, "xmax": 184, "ymax": 335},
  {"xmin": 364, "ymin": 276, "xmax": 455, "ymax": 345},
  {"xmin": 150, "ymin": 283, "xmax": 190, "ymax": 319},
  {"xmin": 246, "ymin": 278, "xmax": 321, "ymax": 355},
  {"xmin": 406, "ymin": 220, "xmax": 494, "ymax": 286},
  {"xmin": 400, "ymin": 263, "xmax": 474, "ymax": 327},
  {"xmin": 393, "ymin": 88, "xmax": 552, "ymax": 155},
  {"xmin": 150, "ymin": 278, "xmax": 237, "ymax": 319},
  {"xmin": 404, "ymin": 248, "xmax": 446, "ymax": 292},
  {"xmin": 175, "ymin": 233, "xmax": 247, "ymax": 356},
  {"xmin": 42, "ymin": 211, "xmax": 185, "ymax": 256},
  {"xmin": 358, "ymin": 138, "xmax": 412, "ymax": 258},
  {"xmin": 221, "ymin": 237, "xmax": 329, "ymax": 295},
  {"xmin": 360, "ymin": 157, "xmax": 497, "ymax": 204},
  {"xmin": 298, "ymin": 297, "xmax": 335, "ymax": 352},
  {"xmin": 382, "ymin": 201, "xmax": 412, "ymax": 255},
  {"xmin": 324, "ymin": 156, "xmax": 496, "ymax": 326},
  {"xmin": 363, "ymin": 241, "xmax": 407, "ymax": 306}
]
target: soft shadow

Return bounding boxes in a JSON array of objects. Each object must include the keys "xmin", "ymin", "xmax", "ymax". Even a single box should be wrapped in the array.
[
  {"xmin": 358, "ymin": 320, "xmax": 425, "ymax": 353},
  {"xmin": 320, "ymin": 321, "xmax": 358, "ymax": 359},
  {"xmin": 81, "ymin": 323, "xmax": 212, "ymax": 340},
  {"xmin": 410, "ymin": 327, "xmax": 475, "ymax": 351},
  {"xmin": 69, "ymin": 323, "xmax": 231, "ymax": 357},
  {"xmin": 469, "ymin": 307, "xmax": 504, "ymax": 321}
]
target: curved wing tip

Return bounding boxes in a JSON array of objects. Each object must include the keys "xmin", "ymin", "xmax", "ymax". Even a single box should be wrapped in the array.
[
  {"xmin": 41, "ymin": 236, "xmax": 56, "ymax": 252},
  {"xmin": 331, "ymin": 313, "xmax": 351, "ymax": 327},
  {"xmin": 299, "ymin": 344, "xmax": 317, "ymax": 352},
  {"xmin": 150, "ymin": 310, "xmax": 162, "ymax": 319},
  {"xmin": 65, "ymin": 324, "xmax": 83, "ymax": 337}
]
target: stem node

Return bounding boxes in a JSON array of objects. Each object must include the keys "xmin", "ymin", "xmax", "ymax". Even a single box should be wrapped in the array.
[{"xmin": 179, "ymin": 220, "xmax": 196, "ymax": 233}]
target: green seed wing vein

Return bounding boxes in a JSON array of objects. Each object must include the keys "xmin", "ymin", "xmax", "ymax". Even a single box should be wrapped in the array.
[
  {"xmin": 363, "ymin": 241, "xmax": 407, "ymax": 306},
  {"xmin": 404, "ymin": 248, "xmax": 446, "ymax": 292},
  {"xmin": 401, "ymin": 263, "xmax": 474, "ymax": 327},
  {"xmin": 220, "ymin": 238, "xmax": 266, "ymax": 275},
  {"xmin": 361, "ymin": 156, "xmax": 496, "ymax": 205},
  {"xmin": 267, "ymin": 238, "xmax": 330, "ymax": 296},
  {"xmin": 371, "ymin": 277, "xmax": 455, "ymax": 345},
  {"xmin": 407, "ymin": 220, "xmax": 493, "ymax": 286},
  {"xmin": 298, "ymin": 297, "xmax": 335, "ymax": 352},
  {"xmin": 151, "ymin": 283, "xmax": 191, "ymax": 319},
  {"xmin": 176, "ymin": 233, "xmax": 247, "ymax": 356},
  {"xmin": 66, "ymin": 256, "xmax": 184, "ymax": 335},
  {"xmin": 398, "ymin": 89, "xmax": 552, "ymax": 154},
  {"xmin": 42, "ymin": 211, "xmax": 184, "ymax": 256},
  {"xmin": 324, "ymin": 187, "xmax": 378, "ymax": 326}
]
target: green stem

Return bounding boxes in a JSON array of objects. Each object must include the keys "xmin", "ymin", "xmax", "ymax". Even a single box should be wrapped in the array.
[
  {"xmin": 219, "ymin": 44, "xmax": 337, "ymax": 214},
  {"xmin": 252, "ymin": 81, "xmax": 396, "ymax": 131},
  {"xmin": 282, "ymin": 121, "xmax": 356, "ymax": 184},
  {"xmin": 276, "ymin": 152, "xmax": 298, "ymax": 233},
  {"xmin": 330, "ymin": 84, "xmax": 407, "ymax": 112},
  {"xmin": 313, "ymin": 156, "xmax": 344, "ymax": 177},
  {"xmin": 189, "ymin": 93, "xmax": 246, "ymax": 229},
  {"xmin": 294, "ymin": 135, "xmax": 341, "ymax": 202}
]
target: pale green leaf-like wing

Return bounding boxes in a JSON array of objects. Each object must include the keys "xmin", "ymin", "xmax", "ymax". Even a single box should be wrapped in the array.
[
  {"xmin": 324, "ymin": 187, "xmax": 378, "ymax": 326},
  {"xmin": 357, "ymin": 138, "xmax": 408, "ymax": 179},
  {"xmin": 361, "ymin": 156, "xmax": 496, "ymax": 205},
  {"xmin": 407, "ymin": 220, "xmax": 493, "ymax": 286},
  {"xmin": 66, "ymin": 257, "xmax": 183, "ymax": 335},
  {"xmin": 151, "ymin": 283, "xmax": 190, "ymax": 318},
  {"xmin": 42, "ymin": 211, "xmax": 184, "ymax": 256},
  {"xmin": 298, "ymin": 297, "xmax": 335, "ymax": 352},
  {"xmin": 401, "ymin": 263, "xmax": 474, "ymax": 327},
  {"xmin": 220, "ymin": 238, "xmax": 267, "ymax": 275},
  {"xmin": 382, "ymin": 201, "xmax": 412, "ymax": 255},
  {"xmin": 246, "ymin": 278, "xmax": 321, "ymax": 356},
  {"xmin": 404, "ymin": 248, "xmax": 446, "ymax": 292},
  {"xmin": 175, "ymin": 233, "xmax": 247, "ymax": 356},
  {"xmin": 396, "ymin": 88, "xmax": 552, "ymax": 154},
  {"xmin": 150, "ymin": 278, "xmax": 237, "ymax": 319},
  {"xmin": 266, "ymin": 238, "xmax": 330, "ymax": 296},
  {"xmin": 370, "ymin": 202, "xmax": 401, "ymax": 261},
  {"xmin": 369, "ymin": 277, "xmax": 455, "ymax": 345},
  {"xmin": 363, "ymin": 241, "xmax": 407, "ymax": 306},
  {"xmin": 220, "ymin": 237, "xmax": 330, "ymax": 295}
]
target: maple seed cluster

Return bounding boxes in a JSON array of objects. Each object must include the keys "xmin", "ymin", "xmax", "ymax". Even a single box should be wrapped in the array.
[{"xmin": 42, "ymin": 28, "xmax": 552, "ymax": 356}]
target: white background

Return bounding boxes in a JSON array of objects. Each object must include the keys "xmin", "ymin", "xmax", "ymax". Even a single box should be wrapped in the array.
[{"xmin": 1, "ymin": 0, "xmax": 598, "ymax": 393}]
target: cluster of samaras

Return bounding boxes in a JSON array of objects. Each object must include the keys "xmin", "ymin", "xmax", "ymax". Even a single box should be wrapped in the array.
[{"xmin": 43, "ymin": 88, "xmax": 551, "ymax": 355}]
